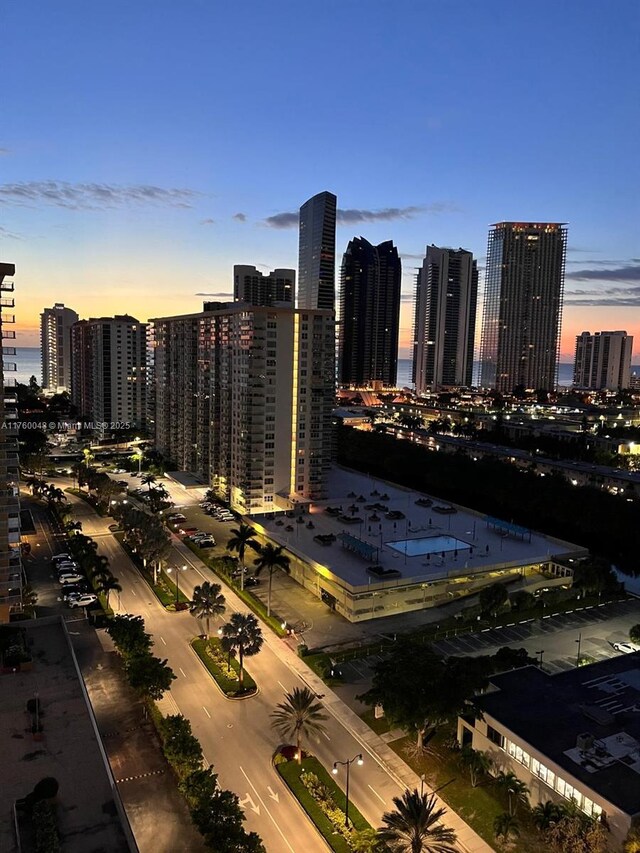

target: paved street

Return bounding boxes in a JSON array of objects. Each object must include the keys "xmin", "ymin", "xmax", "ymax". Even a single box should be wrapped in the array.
[{"xmin": 27, "ymin": 481, "xmax": 492, "ymax": 853}]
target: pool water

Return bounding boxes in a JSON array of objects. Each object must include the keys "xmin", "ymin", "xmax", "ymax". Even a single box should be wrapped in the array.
[{"xmin": 385, "ymin": 535, "xmax": 470, "ymax": 557}]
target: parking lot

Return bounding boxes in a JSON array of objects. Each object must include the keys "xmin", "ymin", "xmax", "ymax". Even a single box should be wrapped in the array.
[{"xmin": 334, "ymin": 599, "xmax": 640, "ymax": 703}]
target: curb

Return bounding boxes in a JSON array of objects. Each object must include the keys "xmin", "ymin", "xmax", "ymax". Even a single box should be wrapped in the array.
[{"xmin": 188, "ymin": 639, "xmax": 259, "ymax": 702}]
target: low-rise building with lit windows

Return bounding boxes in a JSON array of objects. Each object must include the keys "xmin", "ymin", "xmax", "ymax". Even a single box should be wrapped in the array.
[{"xmin": 457, "ymin": 655, "xmax": 640, "ymax": 847}]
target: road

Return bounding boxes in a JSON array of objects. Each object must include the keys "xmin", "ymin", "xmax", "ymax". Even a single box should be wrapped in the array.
[{"xmin": 50, "ymin": 485, "xmax": 427, "ymax": 853}]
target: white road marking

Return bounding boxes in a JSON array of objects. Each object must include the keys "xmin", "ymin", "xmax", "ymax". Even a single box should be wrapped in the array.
[
  {"xmin": 240, "ymin": 767, "xmax": 294, "ymax": 852},
  {"xmin": 267, "ymin": 786, "xmax": 279, "ymax": 803},
  {"xmin": 240, "ymin": 793, "xmax": 260, "ymax": 815},
  {"xmin": 160, "ymin": 636, "xmax": 167, "ymax": 645},
  {"xmin": 322, "ymin": 730, "xmax": 331, "ymax": 741},
  {"xmin": 179, "ymin": 667, "xmax": 187, "ymax": 678},
  {"xmin": 203, "ymin": 706, "xmax": 211, "ymax": 718},
  {"xmin": 277, "ymin": 680, "xmax": 288, "ymax": 691},
  {"xmin": 130, "ymin": 588, "xmax": 137, "ymax": 596},
  {"xmin": 368, "ymin": 783, "xmax": 386, "ymax": 805}
]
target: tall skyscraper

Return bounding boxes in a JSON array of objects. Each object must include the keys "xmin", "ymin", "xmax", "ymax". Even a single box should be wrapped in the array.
[
  {"xmin": 0, "ymin": 262, "xmax": 22, "ymax": 622},
  {"xmin": 574, "ymin": 331, "xmax": 633, "ymax": 390},
  {"xmin": 40, "ymin": 303, "xmax": 79, "ymax": 393},
  {"xmin": 70, "ymin": 316, "xmax": 147, "ymax": 433},
  {"xmin": 153, "ymin": 302, "xmax": 334, "ymax": 513},
  {"xmin": 480, "ymin": 222, "xmax": 567, "ymax": 393},
  {"xmin": 338, "ymin": 237, "xmax": 401, "ymax": 387},
  {"xmin": 233, "ymin": 265, "xmax": 295, "ymax": 306},
  {"xmin": 297, "ymin": 191, "xmax": 337, "ymax": 310},
  {"xmin": 412, "ymin": 245, "xmax": 478, "ymax": 392}
]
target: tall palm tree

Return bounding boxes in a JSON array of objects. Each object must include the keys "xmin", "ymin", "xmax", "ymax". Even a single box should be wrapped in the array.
[
  {"xmin": 227, "ymin": 523, "xmax": 259, "ymax": 591},
  {"xmin": 141, "ymin": 472, "xmax": 157, "ymax": 491},
  {"xmin": 97, "ymin": 575, "xmax": 122, "ymax": 608},
  {"xmin": 189, "ymin": 582, "xmax": 226, "ymax": 638},
  {"xmin": 494, "ymin": 771, "xmax": 529, "ymax": 816},
  {"xmin": 271, "ymin": 687, "xmax": 328, "ymax": 764},
  {"xmin": 531, "ymin": 800, "xmax": 564, "ymax": 831},
  {"xmin": 253, "ymin": 542, "xmax": 291, "ymax": 617},
  {"xmin": 493, "ymin": 812, "xmax": 519, "ymax": 842},
  {"xmin": 378, "ymin": 790, "xmax": 459, "ymax": 853},
  {"xmin": 220, "ymin": 613, "xmax": 263, "ymax": 686}
]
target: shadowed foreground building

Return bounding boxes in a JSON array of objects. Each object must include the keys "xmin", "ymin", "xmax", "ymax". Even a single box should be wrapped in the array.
[
  {"xmin": 412, "ymin": 245, "xmax": 477, "ymax": 393},
  {"xmin": 338, "ymin": 237, "xmax": 401, "ymax": 387},
  {"xmin": 153, "ymin": 302, "xmax": 335, "ymax": 513},
  {"xmin": 480, "ymin": 222, "xmax": 567, "ymax": 393}
]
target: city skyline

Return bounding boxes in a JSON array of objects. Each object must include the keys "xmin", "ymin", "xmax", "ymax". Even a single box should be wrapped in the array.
[{"xmin": 2, "ymin": 1, "xmax": 639, "ymax": 359}]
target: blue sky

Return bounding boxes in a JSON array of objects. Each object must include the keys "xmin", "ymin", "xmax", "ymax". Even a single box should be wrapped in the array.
[{"xmin": 2, "ymin": 0, "xmax": 639, "ymax": 357}]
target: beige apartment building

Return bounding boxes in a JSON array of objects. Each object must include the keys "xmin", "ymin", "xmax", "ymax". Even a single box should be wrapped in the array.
[{"xmin": 153, "ymin": 302, "xmax": 334, "ymax": 514}]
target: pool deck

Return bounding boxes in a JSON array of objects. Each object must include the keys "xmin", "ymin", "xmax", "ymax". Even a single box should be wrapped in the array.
[{"xmin": 256, "ymin": 467, "xmax": 587, "ymax": 590}]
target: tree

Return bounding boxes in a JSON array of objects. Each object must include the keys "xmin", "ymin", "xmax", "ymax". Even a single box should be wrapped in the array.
[
  {"xmin": 21, "ymin": 584, "xmax": 38, "ymax": 617},
  {"xmin": 106, "ymin": 615, "xmax": 152, "ymax": 659},
  {"xmin": 179, "ymin": 765, "xmax": 218, "ymax": 810},
  {"xmin": 142, "ymin": 473, "xmax": 157, "ymax": 491},
  {"xmin": 459, "ymin": 747, "xmax": 491, "ymax": 787},
  {"xmin": 532, "ymin": 800, "xmax": 565, "ymax": 831},
  {"xmin": 227, "ymin": 523, "xmax": 259, "ymax": 592},
  {"xmin": 126, "ymin": 654, "xmax": 176, "ymax": 704},
  {"xmin": 358, "ymin": 641, "xmax": 492, "ymax": 750},
  {"xmin": 494, "ymin": 771, "xmax": 529, "ymax": 816},
  {"xmin": 630, "ymin": 624, "xmax": 640, "ymax": 645},
  {"xmin": 159, "ymin": 714, "xmax": 203, "ymax": 779},
  {"xmin": 253, "ymin": 542, "xmax": 291, "ymax": 617},
  {"xmin": 378, "ymin": 790, "xmax": 459, "ymax": 853},
  {"xmin": 510, "ymin": 590, "xmax": 535, "ymax": 612},
  {"xmin": 479, "ymin": 583, "xmax": 509, "ymax": 618},
  {"xmin": 96, "ymin": 575, "xmax": 122, "ymax": 608},
  {"xmin": 492, "ymin": 646, "xmax": 537, "ymax": 672},
  {"xmin": 546, "ymin": 815, "xmax": 608, "ymax": 853},
  {"xmin": 624, "ymin": 818, "xmax": 640, "ymax": 853},
  {"xmin": 219, "ymin": 613, "xmax": 263, "ymax": 686},
  {"xmin": 193, "ymin": 788, "xmax": 266, "ymax": 852},
  {"xmin": 270, "ymin": 687, "xmax": 328, "ymax": 764},
  {"xmin": 190, "ymin": 582, "xmax": 226, "ymax": 639},
  {"xmin": 493, "ymin": 812, "xmax": 520, "ymax": 842}
]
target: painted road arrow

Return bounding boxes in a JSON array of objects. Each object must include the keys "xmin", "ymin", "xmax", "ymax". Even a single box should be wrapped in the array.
[
  {"xmin": 240, "ymin": 793, "xmax": 260, "ymax": 815},
  {"xmin": 267, "ymin": 786, "xmax": 279, "ymax": 803}
]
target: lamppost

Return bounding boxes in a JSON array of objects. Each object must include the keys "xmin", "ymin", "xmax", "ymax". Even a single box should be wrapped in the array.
[
  {"xmin": 536, "ymin": 649, "xmax": 544, "ymax": 667},
  {"xmin": 167, "ymin": 564, "xmax": 187, "ymax": 605},
  {"xmin": 332, "ymin": 754, "xmax": 363, "ymax": 828},
  {"xmin": 575, "ymin": 633, "xmax": 582, "ymax": 668}
]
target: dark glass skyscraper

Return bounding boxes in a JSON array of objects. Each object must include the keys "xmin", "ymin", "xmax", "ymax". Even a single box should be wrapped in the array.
[
  {"xmin": 412, "ymin": 245, "xmax": 478, "ymax": 392},
  {"xmin": 297, "ymin": 191, "xmax": 337, "ymax": 310},
  {"xmin": 338, "ymin": 237, "xmax": 401, "ymax": 386},
  {"xmin": 480, "ymin": 222, "xmax": 567, "ymax": 393}
]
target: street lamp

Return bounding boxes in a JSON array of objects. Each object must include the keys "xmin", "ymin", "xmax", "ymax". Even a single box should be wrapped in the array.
[
  {"xmin": 332, "ymin": 754, "xmax": 363, "ymax": 828},
  {"xmin": 575, "ymin": 633, "xmax": 582, "ymax": 668},
  {"xmin": 536, "ymin": 650, "xmax": 544, "ymax": 667},
  {"xmin": 167, "ymin": 565, "xmax": 187, "ymax": 605}
]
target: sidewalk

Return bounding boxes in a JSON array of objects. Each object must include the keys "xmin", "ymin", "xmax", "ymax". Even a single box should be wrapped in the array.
[{"xmin": 172, "ymin": 536, "xmax": 495, "ymax": 853}]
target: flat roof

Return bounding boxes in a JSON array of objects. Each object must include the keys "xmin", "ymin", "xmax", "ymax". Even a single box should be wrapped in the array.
[
  {"xmin": 476, "ymin": 653, "xmax": 640, "ymax": 816},
  {"xmin": 0, "ymin": 620, "xmax": 130, "ymax": 852},
  {"xmin": 166, "ymin": 470, "xmax": 206, "ymax": 489},
  {"xmin": 255, "ymin": 467, "xmax": 586, "ymax": 590}
]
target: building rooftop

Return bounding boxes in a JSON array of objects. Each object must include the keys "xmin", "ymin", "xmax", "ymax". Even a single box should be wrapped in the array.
[
  {"xmin": 256, "ymin": 467, "xmax": 586, "ymax": 591},
  {"xmin": 0, "ymin": 619, "xmax": 131, "ymax": 852},
  {"xmin": 476, "ymin": 653, "xmax": 640, "ymax": 815}
]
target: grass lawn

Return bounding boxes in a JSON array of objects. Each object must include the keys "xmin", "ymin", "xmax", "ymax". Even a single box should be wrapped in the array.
[
  {"xmin": 191, "ymin": 637, "xmax": 257, "ymax": 698},
  {"xmin": 114, "ymin": 533, "xmax": 189, "ymax": 610},
  {"xmin": 358, "ymin": 707, "xmax": 392, "ymax": 736},
  {"xmin": 389, "ymin": 730, "xmax": 542, "ymax": 852},
  {"xmin": 276, "ymin": 756, "xmax": 373, "ymax": 853}
]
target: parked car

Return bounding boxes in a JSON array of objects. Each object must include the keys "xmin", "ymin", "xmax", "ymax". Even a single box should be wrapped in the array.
[
  {"xmin": 51, "ymin": 553, "xmax": 71, "ymax": 562},
  {"xmin": 168, "ymin": 513, "xmax": 186, "ymax": 522},
  {"xmin": 244, "ymin": 577, "xmax": 260, "ymax": 587},
  {"xmin": 218, "ymin": 515, "xmax": 234, "ymax": 522},
  {"xmin": 59, "ymin": 573, "xmax": 84, "ymax": 585},
  {"xmin": 180, "ymin": 526, "xmax": 198, "ymax": 535},
  {"xmin": 57, "ymin": 563, "xmax": 79, "ymax": 574},
  {"xmin": 108, "ymin": 523, "xmax": 120, "ymax": 532},
  {"xmin": 117, "ymin": 480, "xmax": 128, "ymax": 487},
  {"xmin": 68, "ymin": 594, "xmax": 98, "ymax": 608},
  {"xmin": 613, "ymin": 642, "xmax": 640, "ymax": 654},
  {"xmin": 62, "ymin": 584, "xmax": 89, "ymax": 598},
  {"xmin": 197, "ymin": 538, "xmax": 216, "ymax": 548}
]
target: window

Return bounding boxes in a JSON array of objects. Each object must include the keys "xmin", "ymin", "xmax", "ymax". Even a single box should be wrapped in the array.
[{"xmin": 488, "ymin": 726, "xmax": 505, "ymax": 748}]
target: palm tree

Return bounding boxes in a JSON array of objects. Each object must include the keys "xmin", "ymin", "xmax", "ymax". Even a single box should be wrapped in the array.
[
  {"xmin": 227, "ymin": 523, "xmax": 259, "ymax": 592},
  {"xmin": 189, "ymin": 582, "xmax": 226, "ymax": 638},
  {"xmin": 495, "ymin": 771, "xmax": 529, "ymax": 816},
  {"xmin": 97, "ymin": 575, "xmax": 122, "ymax": 608},
  {"xmin": 378, "ymin": 790, "xmax": 459, "ymax": 853},
  {"xmin": 253, "ymin": 542, "xmax": 291, "ymax": 617},
  {"xmin": 91, "ymin": 554, "xmax": 112, "ymax": 581},
  {"xmin": 493, "ymin": 812, "xmax": 519, "ymax": 842},
  {"xmin": 220, "ymin": 613, "xmax": 263, "ymax": 686},
  {"xmin": 532, "ymin": 800, "xmax": 564, "ymax": 831},
  {"xmin": 270, "ymin": 687, "xmax": 328, "ymax": 764},
  {"xmin": 141, "ymin": 473, "xmax": 157, "ymax": 491},
  {"xmin": 21, "ymin": 584, "xmax": 38, "ymax": 617},
  {"xmin": 460, "ymin": 747, "xmax": 491, "ymax": 788}
]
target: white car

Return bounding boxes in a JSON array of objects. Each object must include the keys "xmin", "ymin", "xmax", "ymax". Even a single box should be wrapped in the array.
[
  {"xmin": 52, "ymin": 553, "xmax": 71, "ymax": 562},
  {"xmin": 68, "ymin": 594, "xmax": 97, "ymax": 608},
  {"xmin": 612, "ymin": 642, "xmax": 640, "ymax": 654},
  {"xmin": 59, "ymin": 573, "xmax": 84, "ymax": 585}
]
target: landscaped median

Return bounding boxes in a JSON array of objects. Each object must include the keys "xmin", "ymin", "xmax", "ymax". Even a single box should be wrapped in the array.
[
  {"xmin": 274, "ymin": 753, "xmax": 375, "ymax": 853},
  {"xmin": 191, "ymin": 636, "xmax": 257, "ymax": 699},
  {"xmin": 114, "ymin": 532, "xmax": 190, "ymax": 611}
]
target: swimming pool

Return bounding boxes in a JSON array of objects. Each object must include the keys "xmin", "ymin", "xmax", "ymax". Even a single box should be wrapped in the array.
[{"xmin": 385, "ymin": 535, "xmax": 470, "ymax": 557}]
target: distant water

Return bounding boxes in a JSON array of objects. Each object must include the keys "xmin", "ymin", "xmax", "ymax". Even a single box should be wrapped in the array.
[{"xmin": 12, "ymin": 347, "xmax": 41, "ymax": 385}]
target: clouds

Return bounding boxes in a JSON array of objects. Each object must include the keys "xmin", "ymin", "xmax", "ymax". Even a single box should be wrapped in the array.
[
  {"xmin": 195, "ymin": 291, "xmax": 232, "ymax": 297},
  {"xmin": 262, "ymin": 202, "xmax": 456, "ymax": 229},
  {"xmin": 0, "ymin": 225, "xmax": 21, "ymax": 240},
  {"xmin": 0, "ymin": 180, "xmax": 200, "ymax": 210},
  {"xmin": 0, "ymin": 148, "xmax": 10, "ymax": 156},
  {"xmin": 232, "ymin": 212, "xmax": 247, "ymax": 222},
  {"xmin": 200, "ymin": 218, "xmax": 216, "ymax": 225},
  {"xmin": 564, "ymin": 260, "xmax": 640, "ymax": 305}
]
